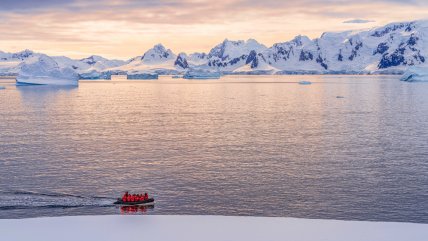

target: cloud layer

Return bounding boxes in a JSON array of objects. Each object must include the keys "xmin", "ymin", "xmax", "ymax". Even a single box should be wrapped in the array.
[
  {"xmin": 1, "ymin": 0, "xmax": 427, "ymax": 59},
  {"xmin": 343, "ymin": 19, "xmax": 375, "ymax": 24}
]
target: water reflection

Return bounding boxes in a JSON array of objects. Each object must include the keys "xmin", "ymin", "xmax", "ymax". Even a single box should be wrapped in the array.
[
  {"xmin": 17, "ymin": 84, "xmax": 77, "ymax": 97},
  {"xmin": 120, "ymin": 205, "xmax": 154, "ymax": 214},
  {"xmin": 1, "ymin": 76, "xmax": 428, "ymax": 223},
  {"xmin": 16, "ymin": 85, "xmax": 77, "ymax": 108}
]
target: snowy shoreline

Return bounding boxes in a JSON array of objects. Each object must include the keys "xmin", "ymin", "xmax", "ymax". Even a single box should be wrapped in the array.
[{"xmin": 1, "ymin": 215, "xmax": 427, "ymax": 241}]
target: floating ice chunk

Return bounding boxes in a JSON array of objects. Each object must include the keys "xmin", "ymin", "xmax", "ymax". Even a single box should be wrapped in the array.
[
  {"xmin": 401, "ymin": 67, "xmax": 428, "ymax": 82},
  {"xmin": 298, "ymin": 81, "xmax": 312, "ymax": 85},
  {"xmin": 16, "ymin": 54, "xmax": 79, "ymax": 86},
  {"xmin": 0, "ymin": 86, "xmax": 5, "ymax": 90}
]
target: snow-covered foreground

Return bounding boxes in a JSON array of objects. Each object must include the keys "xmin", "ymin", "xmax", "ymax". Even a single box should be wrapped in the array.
[{"xmin": 1, "ymin": 215, "xmax": 427, "ymax": 241}]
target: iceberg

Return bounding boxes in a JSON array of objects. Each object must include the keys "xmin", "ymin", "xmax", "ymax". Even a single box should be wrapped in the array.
[
  {"xmin": 0, "ymin": 86, "xmax": 5, "ymax": 90},
  {"xmin": 16, "ymin": 55, "xmax": 79, "ymax": 86},
  {"xmin": 183, "ymin": 68, "xmax": 221, "ymax": 79},
  {"xmin": 298, "ymin": 81, "xmax": 312, "ymax": 85},
  {"xmin": 400, "ymin": 67, "xmax": 428, "ymax": 82}
]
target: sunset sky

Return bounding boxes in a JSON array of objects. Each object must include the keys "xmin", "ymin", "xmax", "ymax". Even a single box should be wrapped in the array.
[{"xmin": 1, "ymin": 0, "xmax": 427, "ymax": 60}]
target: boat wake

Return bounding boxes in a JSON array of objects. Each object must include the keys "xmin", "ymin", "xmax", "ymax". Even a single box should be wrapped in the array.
[{"xmin": 0, "ymin": 190, "xmax": 115, "ymax": 210}]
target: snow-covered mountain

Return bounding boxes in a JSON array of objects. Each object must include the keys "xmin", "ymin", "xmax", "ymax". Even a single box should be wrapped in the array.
[
  {"xmin": 112, "ymin": 19, "xmax": 427, "ymax": 75},
  {"xmin": 52, "ymin": 55, "xmax": 126, "ymax": 79},
  {"xmin": 0, "ymin": 50, "xmax": 38, "ymax": 75},
  {"xmin": 0, "ymin": 50, "xmax": 125, "ymax": 77},
  {"xmin": 78, "ymin": 55, "xmax": 125, "ymax": 71},
  {"xmin": 111, "ymin": 44, "xmax": 179, "ymax": 74},
  {"xmin": 187, "ymin": 53, "xmax": 209, "ymax": 66},
  {"xmin": 262, "ymin": 20, "xmax": 427, "ymax": 74},
  {"xmin": 1, "ymin": 19, "xmax": 427, "ymax": 77},
  {"xmin": 52, "ymin": 55, "xmax": 125, "ymax": 74},
  {"xmin": 1, "ymin": 49, "xmax": 35, "ymax": 60},
  {"xmin": 205, "ymin": 39, "xmax": 267, "ymax": 72},
  {"xmin": 174, "ymin": 53, "xmax": 189, "ymax": 69},
  {"xmin": 117, "ymin": 39, "xmax": 269, "ymax": 75}
]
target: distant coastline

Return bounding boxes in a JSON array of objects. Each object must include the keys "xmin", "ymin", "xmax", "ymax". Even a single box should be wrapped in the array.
[{"xmin": 1, "ymin": 19, "xmax": 426, "ymax": 80}]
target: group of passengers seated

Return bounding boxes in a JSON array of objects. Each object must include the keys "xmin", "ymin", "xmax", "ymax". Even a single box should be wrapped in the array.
[{"xmin": 122, "ymin": 191, "xmax": 149, "ymax": 202}]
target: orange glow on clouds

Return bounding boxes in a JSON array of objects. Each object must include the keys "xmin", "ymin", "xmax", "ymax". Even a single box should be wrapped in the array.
[{"xmin": 0, "ymin": 0, "xmax": 427, "ymax": 59}]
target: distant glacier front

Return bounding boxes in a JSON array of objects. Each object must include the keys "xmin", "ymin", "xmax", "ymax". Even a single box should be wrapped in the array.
[
  {"xmin": 401, "ymin": 66, "xmax": 428, "ymax": 82},
  {"xmin": 183, "ymin": 68, "xmax": 221, "ymax": 79}
]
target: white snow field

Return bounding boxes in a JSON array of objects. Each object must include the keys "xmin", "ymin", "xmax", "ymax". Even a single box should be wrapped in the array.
[{"xmin": 1, "ymin": 215, "xmax": 427, "ymax": 241}]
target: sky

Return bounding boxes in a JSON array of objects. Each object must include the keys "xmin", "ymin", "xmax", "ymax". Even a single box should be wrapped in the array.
[{"xmin": 0, "ymin": 0, "xmax": 427, "ymax": 60}]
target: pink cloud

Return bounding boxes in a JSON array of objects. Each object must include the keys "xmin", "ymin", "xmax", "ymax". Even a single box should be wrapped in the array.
[{"xmin": 0, "ymin": 0, "xmax": 426, "ymax": 59}]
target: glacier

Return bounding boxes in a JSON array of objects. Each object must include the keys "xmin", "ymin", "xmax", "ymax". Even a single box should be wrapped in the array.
[
  {"xmin": 126, "ymin": 71, "xmax": 159, "ymax": 80},
  {"xmin": 183, "ymin": 68, "xmax": 221, "ymax": 79},
  {"xmin": 400, "ymin": 66, "xmax": 428, "ymax": 82},
  {"xmin": 16, "ymin": 55, "xmax": 79, "ymax": 86},
  {"xmin": 1, "ymin": 19, "xmax": 427, "ymax": 77}
]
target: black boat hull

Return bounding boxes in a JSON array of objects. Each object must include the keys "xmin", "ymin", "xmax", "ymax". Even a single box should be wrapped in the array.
[{"xmin": 114, "ymin": 198, "xmax": 155, "ymax": 206}]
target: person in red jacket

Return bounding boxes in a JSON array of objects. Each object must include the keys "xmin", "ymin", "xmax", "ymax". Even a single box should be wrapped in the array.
[
  {"xmin": 121, "ymin": 192, "xmax": 150, "ymax": 203},
  {"xmin": 122, "ymin": 192, "xmax": 128, "ymax": 202}
]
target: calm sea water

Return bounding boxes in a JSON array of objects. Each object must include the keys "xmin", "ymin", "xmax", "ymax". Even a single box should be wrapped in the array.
[{"xmin": 0, "ymin": 75, "xmax": 427, "ymax": 222}]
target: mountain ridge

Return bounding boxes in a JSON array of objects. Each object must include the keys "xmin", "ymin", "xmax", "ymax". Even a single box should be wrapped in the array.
[{"xmin": 1, "ymin": 19, "xmax": 427, "ymax": 78}]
